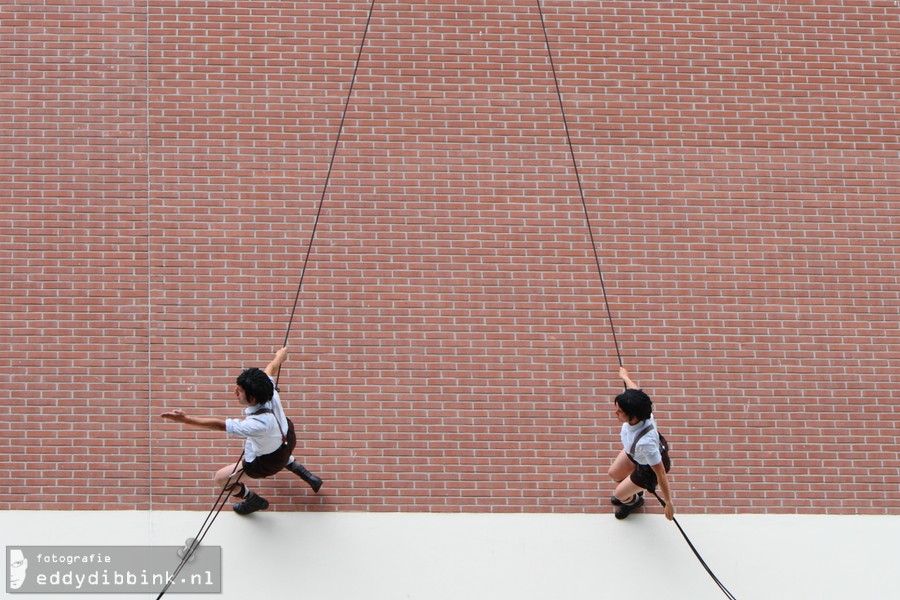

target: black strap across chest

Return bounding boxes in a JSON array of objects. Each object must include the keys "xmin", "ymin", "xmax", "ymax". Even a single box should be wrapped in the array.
[{"xmin": 629, "ymin": 423, "xmax": 655, "ymax": 457}]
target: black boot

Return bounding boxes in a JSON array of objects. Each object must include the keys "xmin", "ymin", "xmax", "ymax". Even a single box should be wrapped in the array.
[
  {"xmin": 614, "ymin": 494, "xmax": 644, "ymax": 520},
  {"xmin": 233, "ymin": 491, "xmax": 269, "ymax": 515},
  {"xmin": 287, "ymin": 461, "xmax": 323, "ymax": 493}
]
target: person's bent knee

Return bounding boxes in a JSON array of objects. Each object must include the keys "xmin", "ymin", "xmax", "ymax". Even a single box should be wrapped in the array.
[
  {"xmin": 607, "ymin": 465, "xmax": 630, "ymax": 481},
  {"xmin": 214, "ymin": 466, "xmax": 240, "ymax": 487}
]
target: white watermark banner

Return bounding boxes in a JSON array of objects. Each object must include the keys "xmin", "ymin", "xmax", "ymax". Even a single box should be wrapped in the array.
[{"xmin": 7, "ymin": 545, "xmax": 221, "ymax": 594}]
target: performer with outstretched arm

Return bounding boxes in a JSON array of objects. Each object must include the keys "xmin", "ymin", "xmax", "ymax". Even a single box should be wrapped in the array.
[{"xmin": 162, "ymin": 347, "xmax": 323, "ymax": 515}]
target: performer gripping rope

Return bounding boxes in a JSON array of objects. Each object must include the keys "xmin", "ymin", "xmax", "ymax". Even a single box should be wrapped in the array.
[
  {"xmin": 162, "ymin": 347, "xmax": 323, "ymax": 515},
  {"xmin": 607, "ymin": 367, "xmax": 674, "ymax": 521}
]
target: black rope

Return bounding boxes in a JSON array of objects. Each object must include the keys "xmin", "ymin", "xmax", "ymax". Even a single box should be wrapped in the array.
[
  {"xmin": 532, "ymin": 0, "xmax": 623, "ymax": 368},
  {"xmin": 279, "ymin": 0, "xmax": 379, "ymax": 385},
  {"xmin": 155, "ymin": 454, "xmax": 244, "ymax": 600},
  {"xmin": 650, "ymin": 491, "xmax": 739, "ymax": 600},
  {"xmin": 156, "ymin": 3, "xmax": 378, "ymax": 598},
  {"xmin": 534, "ymin": 2, "xmax": 737, "ymax": 599}
]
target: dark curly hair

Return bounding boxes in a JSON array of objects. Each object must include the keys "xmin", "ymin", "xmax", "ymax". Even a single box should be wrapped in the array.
[
  {"xmin": 236, "ymin": 367, "xmax": 274, "ymax": 405},
  {"xmin": 615, "ymin": 388, "xmax": 653, "ymax": 421}
]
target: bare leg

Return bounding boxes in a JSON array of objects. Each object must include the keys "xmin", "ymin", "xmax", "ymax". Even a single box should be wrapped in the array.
[
  {"xmin": 214, "ymin": 464, "xmax": 268, "ymax": 515},
  {"xmin": 214, "ymin": 464, "xmax": 244, "ymax": 495},
  {"xmin": 608, "ymin": 449, "xmax": 644, "ymax": 504},
  {"xmin": 608, "ymin": 449, "xmax": 635, "ymax": 483}
]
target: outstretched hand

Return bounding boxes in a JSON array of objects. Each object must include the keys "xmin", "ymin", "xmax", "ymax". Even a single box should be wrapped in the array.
[
  {"xmin": 160, "ymin": 410, "xmax": 224, "ymax": 431},
  {"xmin": 161, "ymin": 409, "xmax": 188, "ymax": 423}
]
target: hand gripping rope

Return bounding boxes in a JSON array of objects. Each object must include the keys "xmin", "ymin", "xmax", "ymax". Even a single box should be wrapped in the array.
[
  {"xmin": 154, "ymin": 3, "xmax": 379, "ymax": 598},
  {"xmin": 533, "ymin": 1, "xmax": 738, "ymax": 598}
]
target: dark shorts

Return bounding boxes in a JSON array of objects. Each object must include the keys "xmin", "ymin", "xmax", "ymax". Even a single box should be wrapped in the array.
[
  {"xmin": 242, "ymin": 418, "xmax": 297, "ymax": 479},
  {"xmin": 627, "ymin": 435, "xmax": 671, "ymax": 491},
  {"xmin": 629, "ymin": 463, "xmax": 659, "ymax": 491}
]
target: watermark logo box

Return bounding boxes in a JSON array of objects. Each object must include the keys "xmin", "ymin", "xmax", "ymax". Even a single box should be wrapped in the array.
[{"xmin": 7, "ymin": 545, "xmax": 221, "ymax": 594}]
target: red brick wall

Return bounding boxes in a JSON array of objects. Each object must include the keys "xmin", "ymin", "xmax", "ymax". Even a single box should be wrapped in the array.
[{"xmin": 2, "ymin": 0, "xmax": 897, "ymax": 514}]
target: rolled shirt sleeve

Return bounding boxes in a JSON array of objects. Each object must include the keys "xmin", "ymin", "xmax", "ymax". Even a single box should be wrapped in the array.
[{"xmin": 225, "ymin": 415, "xmax": 269, "ymax": 438}]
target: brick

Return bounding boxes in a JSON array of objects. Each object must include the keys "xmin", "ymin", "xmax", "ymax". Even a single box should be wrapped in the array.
[{"xmin": 1, "ymin": 0, "xmax": 898, "ymax": 515}]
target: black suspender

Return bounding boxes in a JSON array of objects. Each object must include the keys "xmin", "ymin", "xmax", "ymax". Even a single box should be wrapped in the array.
[
  {"xmin": 628, "ymin": 422, "xmax": 671, "ymax": 472},
  {"xmin": 629, "ymin": 423, "xmax": 655, "ymax": 457}
]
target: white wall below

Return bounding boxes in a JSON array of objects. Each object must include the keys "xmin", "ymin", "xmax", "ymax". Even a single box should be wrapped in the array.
[{"xmin": 2, "ymin": 510, "xmax": 897, "ymax": 600}]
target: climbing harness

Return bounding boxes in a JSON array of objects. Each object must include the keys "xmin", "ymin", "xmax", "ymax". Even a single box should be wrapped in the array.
[
  {"xmin": 533, "ymin": 0, "xmax": 738, "ymax": 597},
  {"xmin": 155, "ymin": 3, "xmax": 379, "ymax": 598}
]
